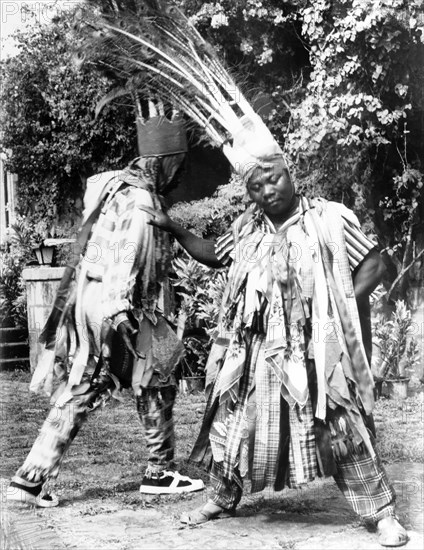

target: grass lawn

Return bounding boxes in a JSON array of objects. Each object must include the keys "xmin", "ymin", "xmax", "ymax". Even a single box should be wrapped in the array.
[
  {"xmin": 0, "ymin": 370, "xmax": 208, "ymax": 505},
  {"xmin": 372, "ymin": 390, "xmax": 424, "ymax": 463},
  {"xmin": 1, "ymin": 369, "xmax": 422, "ymax": 506}
]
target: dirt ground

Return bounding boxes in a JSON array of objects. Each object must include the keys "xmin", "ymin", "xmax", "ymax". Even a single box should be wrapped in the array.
[
  {"xmin": 1, "ymin": 372, "xmax": 423, "ymax": 550},
  {"xmin": 2, "ymin": 461, "xmax": 423, "ymax": 550}
]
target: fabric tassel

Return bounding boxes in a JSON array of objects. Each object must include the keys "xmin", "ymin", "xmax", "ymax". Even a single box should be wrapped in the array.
[{"xmin": 29, "ymin": 348, "xmax": 56, "ymax": 395}]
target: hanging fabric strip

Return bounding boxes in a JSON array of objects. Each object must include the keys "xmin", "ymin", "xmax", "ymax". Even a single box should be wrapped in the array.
[{"xmin": 308, "ymin": 209, "xmax": 374, "ymax": 415}]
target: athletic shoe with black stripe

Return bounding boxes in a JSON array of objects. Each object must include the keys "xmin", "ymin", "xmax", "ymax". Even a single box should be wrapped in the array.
[
  {"xmin": 139, "ymin": 471, "xmax": 204, "ymax": 495},
  {"xmin": 7, "ymin": 476, "xmax": 59, "ymax": 507}
]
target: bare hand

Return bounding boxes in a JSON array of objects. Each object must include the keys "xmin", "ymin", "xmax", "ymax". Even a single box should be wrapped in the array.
[
  {"xmin": 138, "ymin": 205, "xmax": 172, "ymax": 231},
  {"xmin": 117, "ymin": 319, "xmax": 145, "ymax": 360}
]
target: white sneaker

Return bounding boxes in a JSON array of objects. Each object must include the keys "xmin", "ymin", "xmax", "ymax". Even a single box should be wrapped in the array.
[
  {"xmin": 139, "ymin": 471, "xmax": 205, "ymax": 495},
  {"xmin": 7, "ymin": 477, "xmax": 59, "ymax": 508}
]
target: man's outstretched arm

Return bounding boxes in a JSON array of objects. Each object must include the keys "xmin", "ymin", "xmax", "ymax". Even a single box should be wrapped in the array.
[{"xmin": 138, "ymin": 205, "xmax": 223, "ymax": 268}]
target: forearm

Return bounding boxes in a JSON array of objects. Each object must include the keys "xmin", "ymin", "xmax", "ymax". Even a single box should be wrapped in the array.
[
  {"xmin": 353, "ymin": 249, "xmax": 384, "ymax": 364},
  {"xmin": 168, "ymin": 219, "xmax": 222, "ymax": 267},
  {"xmin": 353, "ymin": 248, "xmax": 386, "ymax": 302}
]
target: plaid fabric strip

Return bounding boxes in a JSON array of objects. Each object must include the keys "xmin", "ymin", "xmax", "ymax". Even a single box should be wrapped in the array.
[
  {"xmin": 250, "ymin": 340, "xmax": 281, "ymax": 492},
  {"xmin": 220, "ymin": 335, "xmax": 259, "ymax": 480},
  {"xmin": 83, "ymin": 186, "xmax": 157, "ymax": 319},
  {"xmin": 333, "ymin": 438, "xmax": 396, "ymax": 522},
  {"xmin": 288, "ymin": 398, "xmax": 318, "ymax": 487},
  {"xmin": 210, "ymin": 460, "xmax": 243, "ymax": 510},
  {"xmin": 210, "ymin": 333, "xmax": 320, "ymax": 493}
]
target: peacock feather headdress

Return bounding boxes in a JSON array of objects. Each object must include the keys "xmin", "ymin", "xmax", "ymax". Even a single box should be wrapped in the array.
[{"xmin": 76, "ymin": 0, "xmax": 287, "ymax": 177}]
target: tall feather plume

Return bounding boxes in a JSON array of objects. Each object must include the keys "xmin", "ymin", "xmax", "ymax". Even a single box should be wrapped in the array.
[{"xmin": 75, "ymin": 0, "xmax": 258, "ymax": 146}]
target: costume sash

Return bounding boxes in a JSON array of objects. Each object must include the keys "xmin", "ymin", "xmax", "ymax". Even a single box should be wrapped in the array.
[{"xmin": 305, "ymin": 205, "xmax": 374, "ymax": 415}]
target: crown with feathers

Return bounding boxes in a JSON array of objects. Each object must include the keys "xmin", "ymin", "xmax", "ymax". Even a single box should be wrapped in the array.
[
  {"xmin": 77, "ymin": 0, "xmax": 287, "ymax": 176},
  {"xmin": 136, "ymin": 100, "xmax": 188, "ymax": 156}
]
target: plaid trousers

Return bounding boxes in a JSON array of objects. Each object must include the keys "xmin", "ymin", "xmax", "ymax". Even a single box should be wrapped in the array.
[
  {"xmin": 333, "ymin": 434, "xmax": 396, "ymax": 522},
  {"xmin": 210, "ymin": 436, "xmax": 396, "ymax": 523},
  {"xmin": 16, "ymin": 375, "xmax": 177, "ymax": 484}
]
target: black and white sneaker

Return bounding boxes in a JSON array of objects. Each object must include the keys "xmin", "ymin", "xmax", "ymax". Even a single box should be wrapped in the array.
[
  {"xmin": 7, "ymin": 476, "xmax": 59, "ymax": 508},
  {"xmin": 139, "ymin": 471, "xmax": 204, "ymax": 495}
]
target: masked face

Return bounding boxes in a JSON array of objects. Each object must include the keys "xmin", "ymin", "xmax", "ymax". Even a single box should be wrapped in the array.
[
  {"xmin": 159, "ymin": 153, "xmax": 186, "ymax": 195},
  {"xmin": 129, "ymin": 154, "xmax": 186, "ymax": 196},
  {"xmin": 246, "ymin": 158, "xmax": 297, "ymax": 223}
]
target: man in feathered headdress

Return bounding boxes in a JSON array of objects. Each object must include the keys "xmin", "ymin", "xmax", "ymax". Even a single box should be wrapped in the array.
[
  {"xmin": 7, "ymin": 110, "xmax": 204, "ymax": 506},
  {"xmin": 144, "ymin": 113, "xmax": 408, "ymax": 547}
]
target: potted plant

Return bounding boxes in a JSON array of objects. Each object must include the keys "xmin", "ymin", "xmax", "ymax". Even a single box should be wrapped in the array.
[
  {"xmin": 373, "ymin": 300, "xmax": 420, "ymax": 399},
  {"xmin": 171, "ymin": 251, "xmax": 228, "ymax": 392},
  {"xmin": 178, "ymin": 333, "xmax": 209, "ymax": 393},
  {"xmin": 0, "ymin": 240, "xmax": 30, "ymax": 329},
  {"xmin": 171, "ymin": 254, "xmax": 210, "ymax": 392}
]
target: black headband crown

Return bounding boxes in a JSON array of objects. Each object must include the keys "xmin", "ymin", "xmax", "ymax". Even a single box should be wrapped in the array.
[{"xmin": 137, "ymin": 115, "xmax": 188, "ymax": 157}]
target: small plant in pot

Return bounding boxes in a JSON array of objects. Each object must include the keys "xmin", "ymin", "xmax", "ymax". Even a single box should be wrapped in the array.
[
  {"xmin": 373, "ymin": 300, "xmax": 420, "ymax": 400},
  {"xmin": 171, "ymin": 251, "xmax": 228, "ymax": 393},
  {"xmin": 177, "ymin": 333, "xmax": 209, "ymax": 393},
  {"xmin": 171, "ymin": 254, "xmax": 210, "ymax": 392}
]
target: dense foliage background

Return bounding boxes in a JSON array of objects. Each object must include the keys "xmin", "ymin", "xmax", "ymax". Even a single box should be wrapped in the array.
[
  {"xmin": 1, "ymin": 0, "xmax": 423, "ymax": 310},
  {"xmin": 0, "ymin": 15, "xmax": 138, "ymax": 230},
  {"xmin": 177, "ymin": 0, "xmax": 424, "ymax": 305}
]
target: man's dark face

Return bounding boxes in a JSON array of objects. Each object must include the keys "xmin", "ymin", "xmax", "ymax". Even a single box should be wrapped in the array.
[{"xmin": 246, "ymin": 159, "xmax": 296, "ymax": 222}]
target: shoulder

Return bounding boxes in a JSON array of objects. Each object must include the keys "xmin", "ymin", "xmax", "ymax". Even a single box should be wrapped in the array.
[
  {"xmin": 110, "ymin": 187, "xmax": 155, "ymax": 219},
  {"xmin": 83, "ymin": 171, "xmax": 125, "ymax": 221},
  {"xmin": 310, "ymin": 197, "xmax": 361, "ymax": 228},
  {"xmin": 233, "ymin": 203, "xmax": 257, "ymax": 224},
  {"xmin": 215, "ymin": 204, "xmax": 257, "ymax": 266},
  {"xmin": 86, "ymin": 170, "xmax": 124, "ymax": 188},
  {"xmin": 233, "ymin": 203, "xmax": 259, "ymax": 232}
]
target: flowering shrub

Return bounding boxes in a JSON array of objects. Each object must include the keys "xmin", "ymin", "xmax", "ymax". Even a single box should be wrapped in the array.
[
  {"xmin": 169, "ymin": 174, "xmax": 247, "ymax": 239},
  {"xmin": 0, "ymin": 13, "xmax": 137, "ymax": 228},
  {"xmin": 171, "ymin": 251, "xmax": 228, "ymax": 376},
  {"xmin": 1, "ymin": 0, "xmax": 423, "ymax": 317},
  {"xmin": 373, "ymin": 300, "xmax": 420, "ymax": 380},
  {"xmin": 181, "ymin": 0, "xmax": 424, "ymax": 305},
  {"xmin": 0, "ymin": 219, "xmax": 36, "ymax": 327}
]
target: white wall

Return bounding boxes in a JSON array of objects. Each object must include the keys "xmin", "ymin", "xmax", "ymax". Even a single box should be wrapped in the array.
[{"xmin": 0, "ymin": 155, "xmax": 18, "ymax": 244}]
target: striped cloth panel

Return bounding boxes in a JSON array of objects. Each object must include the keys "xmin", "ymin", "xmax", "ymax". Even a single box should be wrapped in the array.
[{"xmin": 215, "ymin": 201, "xmax": 377, "ymax": 270}]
